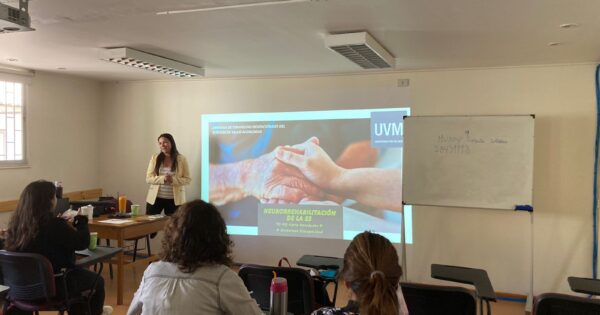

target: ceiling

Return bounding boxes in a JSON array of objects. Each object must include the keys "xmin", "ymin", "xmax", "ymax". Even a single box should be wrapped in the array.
[{"xmin": 0, "ymin": 0, "xmax": 599, "ymax": 81}]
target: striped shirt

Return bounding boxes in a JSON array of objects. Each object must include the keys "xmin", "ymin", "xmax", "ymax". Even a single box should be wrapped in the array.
[{"xmin": 157, "ymin": 166, "xmax": 174, "ymax": 199}]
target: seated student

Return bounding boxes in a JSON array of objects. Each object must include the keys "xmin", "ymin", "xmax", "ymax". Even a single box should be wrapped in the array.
[
  {"xmin": 4, "ymin": 180, "xmax": 112, "ymax": 315},
  {"xmin": 312, "ymin": 231, "xmax": 408, "ymax": 315},
  {"xmin": 127, "ymin": 199, "xmax": 262, "ymax": 315}
]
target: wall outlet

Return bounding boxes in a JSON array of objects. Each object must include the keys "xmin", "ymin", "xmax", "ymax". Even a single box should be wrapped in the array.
[{"xmin": 397, "ymin": 78, "xmax": 410, "ymax": 87}]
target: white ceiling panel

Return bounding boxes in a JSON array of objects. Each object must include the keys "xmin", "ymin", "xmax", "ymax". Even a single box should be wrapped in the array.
[{"xmin": 0, "ymin": 0, "xmax": 599, "ymax": 80}]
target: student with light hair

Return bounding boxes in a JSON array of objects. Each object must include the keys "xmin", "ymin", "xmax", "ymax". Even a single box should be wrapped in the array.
[{"xmin": 312, "ymin": 231, "xmax": 408, "ymax": 315}]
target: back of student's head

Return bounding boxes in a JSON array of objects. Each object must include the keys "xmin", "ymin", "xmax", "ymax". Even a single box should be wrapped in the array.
[
  {"xmin": 160, "ymin": 199, "xmax": 233, "ymax": 273},
  {"xmin": 341, "ymin": 231, "xmax": 402, "ymax": 315},
  {"xmin": 6, "ymin": 180, "xmax": 56, "ymax": 251}
]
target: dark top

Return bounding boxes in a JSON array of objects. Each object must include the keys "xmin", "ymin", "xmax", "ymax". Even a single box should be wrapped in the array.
[
  {"xmin": 23, "ymin": 216, "xmax": 90, "ymax": 271},
  {"xmin": 311, "ymin": 301, "xmax": 359, "ymax": 315}
]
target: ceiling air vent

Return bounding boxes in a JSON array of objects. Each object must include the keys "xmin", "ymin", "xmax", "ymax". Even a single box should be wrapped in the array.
[
  {"xmin": 0, "ymin": 0, "xmax": 34, "ymax": 34},
  {"xmin": 325, "ymin": 32, "xmax": 394, "ymax": 69}
]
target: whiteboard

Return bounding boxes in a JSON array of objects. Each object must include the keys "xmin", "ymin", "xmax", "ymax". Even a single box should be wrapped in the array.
[{"xmin": 402, "ymin": 115, "xmax": 534, "ymax": 210}]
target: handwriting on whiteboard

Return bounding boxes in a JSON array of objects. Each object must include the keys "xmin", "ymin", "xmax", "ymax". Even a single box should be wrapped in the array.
[{"xmin": 434, "ymin": 131, "xmax": 509, "ymax": 155}]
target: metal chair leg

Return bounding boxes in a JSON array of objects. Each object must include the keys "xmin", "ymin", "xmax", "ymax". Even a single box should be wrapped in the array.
[
  {"xmin": 146, "ymin": 235, "xmax": 152, "ymax": 257},
  {"xmin": 132, "ymin": 239, "xmax": 138, "ymax": 261},
  {"xmin": 106, "ymin": 239, "xmax": 113, "ymax": 279}
]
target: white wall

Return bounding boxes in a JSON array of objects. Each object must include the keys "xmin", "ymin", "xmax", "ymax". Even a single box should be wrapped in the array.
[
  {"xmin": 0, "ymin": 62, "xmax": 592, "ymax": 298},
  {"xmin": 99, "ymin": 63, "xmax": 598, "ymax": 296},
  {"xmin": 0, "ymin": 71, "xmax": 102, "ymax": 226}
]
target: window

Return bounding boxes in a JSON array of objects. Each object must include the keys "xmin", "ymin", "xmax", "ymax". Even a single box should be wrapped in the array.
[{"xmin": 0, "ymin": 80, "xmax": 24, "ymax": 163}]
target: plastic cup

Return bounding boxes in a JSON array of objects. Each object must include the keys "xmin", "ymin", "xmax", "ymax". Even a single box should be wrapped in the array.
[
  {"xmin": 131, "ymin": 204, "xmax": 140, "ymax": 217},
  {"xmin": 85, "ymin": 205, "xmax": 94, "ymax": 221},
  {"xmin": 118, "ymin": 196, "xmax": 127, "ymax": 214},
  {"xmin": 89, "ymin": 232, "xmax": 98, "ymax": 251}
]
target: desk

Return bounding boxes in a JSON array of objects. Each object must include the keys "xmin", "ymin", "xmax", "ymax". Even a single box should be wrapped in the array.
[
  {"xmin": 568, "ymin": 276, "xmax": 600, "ymax": 296},
  {"xmin": 88, "ymin": 215, "xmax": 168, "ymax": 305},
  {"xmin": 76, "ymin": 246, "xmax": 122, "ymax": 268},
  {"xmin": 430, "ymin": 264, "xmax": 496, "ymax": 301},
  {"xmin": 297, "ymin": 255, "xmax": 343, "ymax": 271}
]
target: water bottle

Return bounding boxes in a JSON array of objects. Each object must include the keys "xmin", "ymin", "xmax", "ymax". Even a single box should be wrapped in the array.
[
  {"xmin": 54, "ymin": 181, "xmax": 63, "ymax": 199},
  {"xmin": 270, "ymin": 273, "xmax": 288, "ymax": 315}
]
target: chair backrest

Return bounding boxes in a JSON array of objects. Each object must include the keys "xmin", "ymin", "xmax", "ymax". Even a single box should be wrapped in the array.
[
  {"xmin": 533, "ymin": 292, "xmax": 600, "ymax": 315},
  {"xmin": 239, "ymin": 264, "xmax": 316, "ymax": 315},
  {"xmin": 401, "ymin": 282, "xmax": 477, "ymax": 315},
  {"xmin": 0, "ymin": 250, "xmax": 57, "ymax": 301}
]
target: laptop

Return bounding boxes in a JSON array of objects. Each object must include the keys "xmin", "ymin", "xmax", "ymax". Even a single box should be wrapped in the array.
[{"xmin": 54, "ymin": 198, "xmax": 70, "ymax": 216}]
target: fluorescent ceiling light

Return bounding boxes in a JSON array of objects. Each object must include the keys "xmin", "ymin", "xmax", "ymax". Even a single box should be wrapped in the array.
[
  {"xmin": 157, "ymin": 0, "xmax": 312, "ymax": 15},
  {"xmin": 100, "ymin": 47, "xmax": 204, "ymax": 78}
]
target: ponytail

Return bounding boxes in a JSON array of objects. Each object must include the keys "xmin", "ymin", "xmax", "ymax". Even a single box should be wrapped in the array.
[
  {"xmin": 358, "ymin": 271, "xmax": 399, "ymax": 315},
  {"xmin": 340, "ymin": 232, "xmax": 404, "ymax": 315}
]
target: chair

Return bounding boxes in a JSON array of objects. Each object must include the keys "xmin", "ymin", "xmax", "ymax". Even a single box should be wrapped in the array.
[
  {"xmin": 401, "ymin": 282, "xmax": 477, "ymax": 315},
  {"xmin": 238, "ymin": 264, "xmax": 316, "ymax": 315},
  {"xmin": 533, "ymin": 292, "xmax": 600, "ymax": 315},
  {"xmin": 296, "ymin": 255, "xmax": 341, "ymax": 306},
  {"xmin": 0, "ymin": 250, "xmax": 93, "ymax": 315},
  {"xmin": 430, "ymin": 264, "xmax": 496, "ymax": 315}
]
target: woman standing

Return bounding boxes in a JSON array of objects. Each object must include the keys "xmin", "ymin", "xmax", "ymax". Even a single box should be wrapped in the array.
[
  {"xmin": 312, "ymin": 231, "xmax": 408, "ymax": 315},
  {"xmin": 5, "ymin": 180, "xmax": 111, "ymax": 315},
  {"xmin": 146, "ymin": 133, "xmax": 191, "ymax": 216}
]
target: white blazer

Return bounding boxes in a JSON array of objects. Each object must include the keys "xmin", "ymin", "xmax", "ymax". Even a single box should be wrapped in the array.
[{"xmin": 146, "ymin": 153, "xmax": 191, "ymax": 205}]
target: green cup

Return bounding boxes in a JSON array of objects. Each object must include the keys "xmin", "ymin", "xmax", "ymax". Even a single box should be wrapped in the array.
[
  {"xmin": 131, "ymin": 204, "xmax": 140, "ymax": 217},
  {"xmin": 89, "ymin": 232, "xmax": 98, "ymax": 251}
]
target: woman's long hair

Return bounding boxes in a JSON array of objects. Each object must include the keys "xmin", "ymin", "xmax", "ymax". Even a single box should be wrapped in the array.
[
  {"xmin": 5, "ymin": 180, "xmax": 56, "ymax": 251},
  {"xmin": 160, "ymin": 199, "xmax": 233, "ymax": 273},
  {"xmin": 154, "ymin": 133, "xmax": 179, "ymax": 175},
  {"xmin": 340, "ymin": 231, "xmax": 403, "ymax": 315}
]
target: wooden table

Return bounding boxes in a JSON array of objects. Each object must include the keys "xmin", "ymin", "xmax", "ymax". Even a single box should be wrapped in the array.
[{"xmin": 88, "ymin": 215, "xmax": 169, "ymax": 305}]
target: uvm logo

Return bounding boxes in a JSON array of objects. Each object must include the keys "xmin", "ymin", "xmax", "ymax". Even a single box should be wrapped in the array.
[
  {"xmin": 374, "ymin": 121, "xmax": 402, "ymax": 136},
  {"xmin": 371, "ymin": 111, "xmax": 405, "ymax": 148}
]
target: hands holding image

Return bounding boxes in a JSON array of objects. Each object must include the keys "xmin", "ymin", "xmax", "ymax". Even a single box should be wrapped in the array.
[
  {"xmin": 209, "ymin": 146, "xmax": 322, "ymax": 205},
  {"xmin": 276, "ymin": 137, "xmax": 403, "ymax": 210},
  {"xmin": 209, "ymin": 136, "xmax": 402, "ymax": 210}
]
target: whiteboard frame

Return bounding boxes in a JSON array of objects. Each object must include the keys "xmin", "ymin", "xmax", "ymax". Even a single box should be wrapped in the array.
[{"xmin": 402, "ymin": 114, "xmax": 535, "ymax": 211}]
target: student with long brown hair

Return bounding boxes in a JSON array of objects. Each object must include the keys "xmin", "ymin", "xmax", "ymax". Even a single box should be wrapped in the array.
[
  {"xmin": 5, "ymin": 180, "xmax": 112, "ymax": 315},
  {"xmin": 312, "ymin": 231, "xmax": 408, "ymax": 315},
  {"xmin": 127, "ymin": 199, "xmax": 262, "ymax": 315}
]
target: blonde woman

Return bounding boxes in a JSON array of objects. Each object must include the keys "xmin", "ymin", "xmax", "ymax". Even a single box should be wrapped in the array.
[{"xmin": 312, "ymin": 231, "xmax": 408, "ymax": 315}]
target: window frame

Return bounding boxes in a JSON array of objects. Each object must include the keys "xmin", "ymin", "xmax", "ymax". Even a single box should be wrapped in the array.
[{"xmin": 0, "ymin": 79, "xmax": 28, "ymax": 168}]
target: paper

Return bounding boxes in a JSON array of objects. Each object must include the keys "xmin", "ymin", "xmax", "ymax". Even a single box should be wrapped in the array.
[
  {"xmin": 75, "ymin": 249, "xmax": 92, "ymax": 256},
  {"xmin": 147, "ymin": 215, "xmax": 165, "ymax": 220},
  {"xmin": 99, "ymin": 219, "xmax": 133, "ymax": 224}
]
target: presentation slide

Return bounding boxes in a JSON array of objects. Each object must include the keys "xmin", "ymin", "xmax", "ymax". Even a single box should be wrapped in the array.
[{"xmin": 201, "ymin": 108, "xmax": 412, "ymax": 243}]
